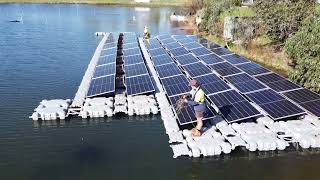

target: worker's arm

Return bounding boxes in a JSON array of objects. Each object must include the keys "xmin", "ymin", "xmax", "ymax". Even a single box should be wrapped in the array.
[{"xmin": 186, "ymin": 98, "xmax": 199, "ymax": 106}]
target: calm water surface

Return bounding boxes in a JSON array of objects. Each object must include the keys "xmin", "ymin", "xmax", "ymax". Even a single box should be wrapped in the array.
[{"xmin": 1, "ymin": 4, "xmax": 320, "ymax": 180}]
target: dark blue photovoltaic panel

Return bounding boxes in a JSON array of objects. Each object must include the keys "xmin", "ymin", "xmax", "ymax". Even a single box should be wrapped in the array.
[
  {"xmin": 183, "ymin": 42, "xmax": 203, "ymax": 50},
  {"xmin": 161, "ymin": 75, "xmax": 190, "ymax": 96},
  {"xmin": 223, "ymin": 54, "xmax": 250, "ymax": 65},
  {"xmin": 246, "ymin": 89, "xmax": 305, "ymax": 119},
  {"xmin": 208, "ymin": 90, "xmax": 246, "ymax": 107},
  {"xmin": 198, "ymin": 53, "xmax": 225, "ymax": 65},
  {"xmin": 179, "ymin": 38, "xmax": 195, "ymax": 44},
  {"xmin": 172, "ymin": 35, "xmax": 187, "ymax": 40},
  {"xmin": 174, "ymin": 53, "xmax": 199, "ymax": 65},
  {"xmin": 87, "ymin": 75, "xmax": 115, "ymax": 97},
  {"xmin": 208, "ymin": 90, "xmax": 261, "ymax": 123},
  {"xmin": 209, "ymin": 62, "xmax": 242, "ymax": 76},
  {"xmin": 123, "ymin": 54, "xmax": 144, "ymax": 65},
  {"xmin": 161, "ymin": 38, "xmax": 176, "ymax": 44},
  {"xmin": 266, "ymin": 80, "xmax": 301, "ymax": 92},
  {"xmin": 255, "ymin": 73, "xmax": 301, "ymax": 92},
  {"xmin": 225, "ymin": 73, "xmax": 267, "ymax": 93},
  {"xmin": 100, "ymin": 47, "xmax": 117, "ymax": 56},
  {"xmin": 97, "ymin": 54, "xmax": 116, "ymax": 66},
  {"xmin": 236, "ymin": 62, "xmax": 270, "ymax": 76},
  {"xmin": 194, "ymin": 73, "xmax": 221, "ymax": 83},
  {"xmin": 158, "ymin": 34, "xmax": 171, "ymax": 40},
  {"xmin": 246, "ymin": 89, "xmax": 285, "ymax": 104},
  {"xmin": 209, "ymin": 43, "xmax": 221, "ymax": 49},
  {"xmin": 156, "ymin": 63, "xmax": 182, "ymax": 78},
  {"xmin": 93, "ymin": 63, "xmax": 116, "ymax": 78},
  {"xmin": 187, "ymin": 35, "xmax": 199, "ymax": 41},
  {"xmin": 169, "ymin": 47, "xmax": 190, "ymax": 57},
  {"xmin": 126, "ymin": 74, "xmax": 155, "ymax": 95},
  {"xmin": 123, "ymin": 42, "xmax": 138, "ymax": 50},
  {"xmin": 283, "ymin": 89, "xmax": 320, "ymax": 117},
  {"xmin": 149, "ymin": 48, "xmax": 167, "ymax": 57},
  {"xmin": 211, "ymin": 47, "xmax": 232, "ymax": 56},
  {"xmin": 103, "ymin": 42, "xmax": 117, "ymax": 49},
  {"xmin": 164, "ymin": 42, "xmax": 182, "ymax": 50},
  {"xmin": 123, "ymin": 47, "xmax": 141, "ymax": 56},
  {"xmin": 146, "ymin": 39, "xmax": 162, "ymax": 50},
  {"xmin": 183, "ymin": 62, "xmax": 212, "ymax": 77},
  {"xmin": 125, "ymin": 63, "xmax": 148, "ymax": 77},
  {"xmin": 152, "ymin": 54, "xmax": 173, "ymax": 66},
  {"xmin": 201, "ymin": 81, "xmax": 231, "ymax": 95},
  {"xmin": 190, "ymin": 47, "xmax": 212, "ymax": 56},
  {"xmin": 255, "ymin": 73, "xmax": 285, "ymax": 83}
]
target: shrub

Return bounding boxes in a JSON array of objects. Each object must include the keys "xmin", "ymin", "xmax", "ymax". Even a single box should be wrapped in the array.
[
  {"xmin": 285, "ymin": 14, "xmax": 320, "ymax": 93},
  {"xmin": 253, "ymin": 0, "xmax": 316, "ymax": 43}
]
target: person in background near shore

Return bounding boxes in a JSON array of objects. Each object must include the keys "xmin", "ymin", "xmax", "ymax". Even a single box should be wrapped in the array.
[
  {"xmin": 144, "ymin": 25, "xmax": 151, "ymax": 44},
  {"xmin": 182, "ymin": 80, "xmax": 206, "ymax": 137}
]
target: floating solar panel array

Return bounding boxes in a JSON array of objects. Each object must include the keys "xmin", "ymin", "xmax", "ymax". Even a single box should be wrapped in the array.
[
  {"xmin": 122, "ymin": 33, "xmax": 155, "ymax": 96},
  {"xmin": 171, "ymin": 35, "xmax": 315, "ymax": 120},
  {"xmin": 164, "ymin": 35, "xmax": 262, "ymax": 123},
  {"xmin": 87, "ymin": 33, "xmax": 118, "ymax": 97}
]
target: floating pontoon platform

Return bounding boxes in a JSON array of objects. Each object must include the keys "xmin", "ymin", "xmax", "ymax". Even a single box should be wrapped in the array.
[{"xmin": 31, "ymin": 32, "xmax": 320, "ymax": 158}]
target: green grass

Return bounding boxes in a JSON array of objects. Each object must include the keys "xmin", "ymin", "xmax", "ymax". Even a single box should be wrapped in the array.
[
  {"xmin": 316, "ymin": 5, "xmax": 320, "ymax": 15},
  {"xmin": 0, "ymin": 0, "xmax": 185, "ymax": 6},
  {"xmin": 219, "ymin": 6, "xmax": 255, "ymax": 21}
]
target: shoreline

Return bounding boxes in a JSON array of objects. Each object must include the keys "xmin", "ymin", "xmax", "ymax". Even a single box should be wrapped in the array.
[{"xmin": 0, "ymin": 1, "xmax": 185, "ymax": 7}]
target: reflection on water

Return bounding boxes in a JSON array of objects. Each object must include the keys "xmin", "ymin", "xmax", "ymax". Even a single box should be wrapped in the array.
[{"xmin": 0, "ymin": 3, "xmax": 320, "ymax": 180}]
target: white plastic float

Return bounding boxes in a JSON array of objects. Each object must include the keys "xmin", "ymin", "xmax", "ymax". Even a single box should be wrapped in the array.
[
  {"xmin": 80, "ymin": 97, "xmax": 113, "ymax": 118},
  {"xmin": 127, "ymin": 95, "xmax": 158, "ymax": 116},
  {"xmin": 113, "ymin": 94, "xmax": 128, "ymax": 114},
  {"xmin": 31, "ymin": 99, "xmax": 71, "ymax": 121}
]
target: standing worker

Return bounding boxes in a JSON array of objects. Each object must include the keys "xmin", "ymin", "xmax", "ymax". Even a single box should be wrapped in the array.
[
  {"xmin": 183, "ymin": 80, "xmax": 206, "ymax": 137},
  {"xmin": 143, "ymin": 25, "xmax": 151, "ymax": 44}
]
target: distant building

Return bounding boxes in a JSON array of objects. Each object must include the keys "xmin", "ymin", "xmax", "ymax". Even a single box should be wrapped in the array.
[
  {"xmin": 242, "ymin": 0, "xmax": 254, "ymax": 5},
  {"xmin": 135, "ymin": 0, "xmax": 150, "ymax": 3}
]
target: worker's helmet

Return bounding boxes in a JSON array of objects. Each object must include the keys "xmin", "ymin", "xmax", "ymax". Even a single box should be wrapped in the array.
[{"xmin": 189, "ymin": 80, "xmax": 200, "ymax": 87}]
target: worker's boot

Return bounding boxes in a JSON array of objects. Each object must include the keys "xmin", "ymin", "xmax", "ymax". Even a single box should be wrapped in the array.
[{"xmin": 191, "ymin": 128, "xmax": 201, "ymax": 137}]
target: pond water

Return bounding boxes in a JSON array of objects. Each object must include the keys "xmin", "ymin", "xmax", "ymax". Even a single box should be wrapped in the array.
[{"xmin": 1, "ymin": 4, "xmax": 320, "ymax": 180}]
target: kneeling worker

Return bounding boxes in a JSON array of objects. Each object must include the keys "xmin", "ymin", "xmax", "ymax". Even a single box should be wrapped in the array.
[
  {"xmin": 143, "ymin": 25, "xmax": 151, "ymax": 43},
  {"xmin": 183, "ymin": 80, "xmax": 206, "ymax": 136}
]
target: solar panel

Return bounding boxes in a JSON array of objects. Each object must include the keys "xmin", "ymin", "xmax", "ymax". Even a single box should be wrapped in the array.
[
  {"xmin": 179, "ymin": 38, "xmax": 195, "ymax": 44},
  {"xmin": 246, "ymin": 89, "xmax": 305, "ymax": 120},
  {"xmin": 93, "ymin": 63, "xmax": 116, "ymax": 78},
  {"xmin": 160, "ymin": 75, "xmax": 189, "ymax": 96},
  {"xmin": 123, "ymin": 47, "xmax": 141, "ymax": 56},
  {"xmin": 183, "ymin": 62, "xmax": 212, "ymax": 77},
  {"xmin": 123, "ymin": 38, "xmax": 137, "ymax": 44},
  {"xmin": 97, "ymin": 54, "xmax": 116, "ymax": 66},
  {"xmin": 190, "ymin": 47, "xmax": 212, "ymax": 56},
  {"xmin": 198, "ymin": 53, "xmax": 225, "ymax": 65},
  {"xmin": 169, "ymin": 95, "xmax": 215, "ymax": 125},
  {"xmin": 194, "ymin": 73, "xmax": 222, "ymax": 83},
  {"xmin": 123, "ymin": 54, "xmax": 144, "ymax": 66},
  {"xmin": 100, "ymin": 47, "xmax": 117, "ymax": 56},
  {"xmin": 211, "ymin": 47, "xmax": 232, "ymax": 56},
  {"xmin": 158, "ymin": 34, "xmax": 171, "ymax": 40},
  {"xmin": 146, "ymin": 40, "xmax": 162, "ymax": 50},
  {"xmin": 225, "ymin": 73, "xmax": 267, "ymax": 93},
  {"xmin": 156, "ymin": 63, "xmax": 182, "ymax": 78},
  {"xmin": 103, "ymin": 42, "xmax": 117, "ymax": 49},
  {"xmin": 87, "ymin": 75, "xmax": 115, "ymax": 97},
  {"xmin": 255, "ymin": 73, "xmax": 301, "ymax": 92},
  {"xmin": 183, "ymin": 42, "xmax": 203, "ymax": 50},
  {"xmin": 209, "ymin": 62, "xmax": 242, "ymax": 76},
  {"xmin": 236, "ymin": 62, "xmax": 270, "ymax": 76},
  {"xmin": 209, "ymin": 43, "xmax": 221, "ymax": 49},
  {"xmin": 208, "ymin": 90, "xmax": 261, "ymax": 123},
  {"xmin": 149, "ymin": 48, "xmax": 167, "ymax": 57},
  {"xmin": 124, "ymin": 63, "xmax": 148, "ymax": 77},
  {"xmin": 174, "ymin": 53, "xmax": 199, "ymax": 65},
  {"xmin": 223, "ymin": 54, "xmax": 250, "ymax": 65},
  {"xmin": 123, "ymin": 42, "xmax": 139, "ymax": 50},
  {"xmin": 169, "ymin": 47, "xmax": 190, "ymax": 57},
  {"xmin": 151, "ymin": 54, "xmax": 173, "ymax": 66},
  {"xmin": 164, "ymin": 42, "xmax": 182, "ymax": 50},
  {"xmin": 172, "ymin": 35, "xmax": 187, "ymax": 40},
  {"xmin": 161, "ymin": 38, "xmax": 176, "ymax": 44},
  {"xmin": 200, "ymin": 81, "xmax": 231, "ymax": 95},
  {"xmin": 283, "ymin": 89, "xmax": 320, "ymax": 117},
  {"xmin": 126, "ymin": 74, "xmax": 155, "ymax": 95},
  {"xmin": 187, "ymin": 35, "xmax": 199, "ymax": 41}
]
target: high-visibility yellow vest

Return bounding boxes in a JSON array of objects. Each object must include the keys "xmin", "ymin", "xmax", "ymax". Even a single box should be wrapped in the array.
[{"xmin": 190, "ymin": 87, "xmax": 205, "ymax": 104}]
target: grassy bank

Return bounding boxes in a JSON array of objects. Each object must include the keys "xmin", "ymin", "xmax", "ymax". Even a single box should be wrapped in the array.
[{"xmin": 0, "ymin": 0, "xmax": 185, "ymax": 7}]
